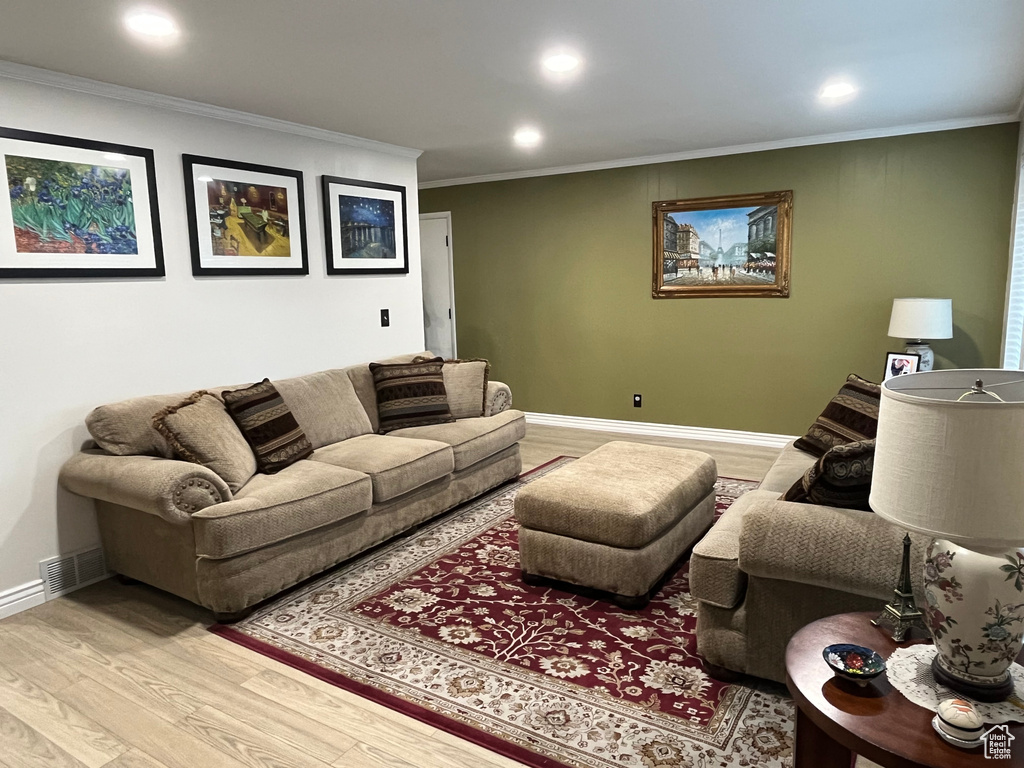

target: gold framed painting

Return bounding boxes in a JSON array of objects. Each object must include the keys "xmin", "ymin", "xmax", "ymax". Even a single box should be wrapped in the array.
[{"xmin": 652, "ymin": 190, "xmax": 792, "ymax": 299}]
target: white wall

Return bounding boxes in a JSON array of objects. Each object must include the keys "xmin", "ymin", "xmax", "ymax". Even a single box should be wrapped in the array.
[{"xmin": 0, "ymin": 74, "xmax": 425, "ymax": 596}]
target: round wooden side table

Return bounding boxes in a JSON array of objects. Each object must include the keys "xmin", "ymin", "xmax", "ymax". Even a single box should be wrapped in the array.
[{"xmin": 785, "ymin": 612, "xmax": 1024, "ymax": 767}]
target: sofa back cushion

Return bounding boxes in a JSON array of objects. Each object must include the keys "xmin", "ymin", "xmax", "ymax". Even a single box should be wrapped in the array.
[
  {"xmin": 273, "ymin": 369, "xmax": 372, "ymax": 449},
  {"xmin": 346, "ymin": 351, "xmax": 434, "ymax": 433},
  {"xmin": 439, "ymin": 359, "xmax": 490, "ymax": 419},
  {"xmin": 87, "ymin": 392, "xmax": 195, "ymax": 457}
]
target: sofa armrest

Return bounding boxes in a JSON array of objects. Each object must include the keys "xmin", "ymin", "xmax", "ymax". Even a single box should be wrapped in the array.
[
  {"xmin": 738, "ymin": 494, "xmax": 926, "ymax": 601},
  {"xmin": 59, "ymin": 449, "xmax": 231, "ymax": 524},
  {"xmin": 484, "ymin": 380, "xmax": 512, "ymax": 416}
]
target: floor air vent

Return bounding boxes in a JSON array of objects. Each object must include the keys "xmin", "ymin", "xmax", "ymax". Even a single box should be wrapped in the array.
[{"xmin": 39, "ymin": 547, "xmax": 109, "ymax": 599}]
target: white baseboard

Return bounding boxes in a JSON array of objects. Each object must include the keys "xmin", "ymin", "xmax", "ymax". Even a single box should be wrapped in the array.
[
  {"xmin": 524, "ymin": 412, "xmax": 795, "ymax": 449},
  {"xmin": 0, "ymin": 580, "xmax": 45, "ymax": 620}
]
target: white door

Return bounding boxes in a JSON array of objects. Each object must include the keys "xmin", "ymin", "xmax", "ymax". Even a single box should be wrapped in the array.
[{"xmin": 419, "ymin": 212, "xmax": 456, "ymax": 359}]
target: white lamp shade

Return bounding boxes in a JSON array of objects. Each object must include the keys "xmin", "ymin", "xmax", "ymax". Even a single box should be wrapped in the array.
[
  {"xmin": 870, "ymin": 369, "xmax": 1024, "ymax": 550},
  {"xmin": 887, "ymin": 298, "xmax": 953, "ymax": 340}
]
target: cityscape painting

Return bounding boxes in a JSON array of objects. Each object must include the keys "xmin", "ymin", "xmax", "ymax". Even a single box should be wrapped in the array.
[
  {"xmin": 652, "ymin": 190, "xmax": 792, "ymax": 298},
  {"xmin": 322, "ymin": 175, "xmax": 408, "ymax": 275}
]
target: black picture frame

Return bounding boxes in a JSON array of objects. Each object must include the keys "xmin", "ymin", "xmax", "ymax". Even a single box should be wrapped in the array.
[
  {"xmin": 0, "ymin": 126, "xmax": 164, "ymax": 279},
  {"xmin": 322, "ymin": 175, "xmax": 409, "ymax": 275},
  {"xmin": 182, "ymin": 154, "xmax": 308, "ymax": 276},
  {"xmin": 884, "ymin": 351, "xmax": 921, "ymax": 381}
]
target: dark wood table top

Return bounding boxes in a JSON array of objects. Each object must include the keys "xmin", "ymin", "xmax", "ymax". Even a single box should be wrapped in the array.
[{"xmin": 786, "ymin": 612, "xmax": 1024, "ymax": 767}]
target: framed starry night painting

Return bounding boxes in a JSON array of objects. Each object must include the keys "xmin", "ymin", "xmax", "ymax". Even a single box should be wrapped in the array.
[{"xmin": 321, "ymin": 175, "xmax": 408, "ymax": 275}]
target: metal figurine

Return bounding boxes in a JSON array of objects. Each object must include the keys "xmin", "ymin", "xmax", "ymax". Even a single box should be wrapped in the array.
[{"xmin": 872, "ymin": 533, "xmax": 926, "ymax": 642}]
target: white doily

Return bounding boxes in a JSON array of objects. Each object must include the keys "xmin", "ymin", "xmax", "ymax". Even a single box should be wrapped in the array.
[{"xmin": 886, "ymin": 645, "xmax": 1024, "ymax": 724}]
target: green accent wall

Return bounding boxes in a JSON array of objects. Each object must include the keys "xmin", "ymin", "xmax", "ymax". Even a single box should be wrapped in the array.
[{"xmin": 421, "ymin": 124, "xmax": 1020, "ymax": 435}]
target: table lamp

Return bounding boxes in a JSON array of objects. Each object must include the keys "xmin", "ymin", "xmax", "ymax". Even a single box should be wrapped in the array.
[
  {"xmin": 870, "ymin": 369, "xmax": 1024, "ymax": 701},
  {"xmin": 887, "ymin": 298, "xmax": 953, "ymax": 372}
]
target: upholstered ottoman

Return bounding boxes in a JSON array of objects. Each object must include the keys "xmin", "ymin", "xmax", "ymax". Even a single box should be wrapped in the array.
[{"xmin": 514, "ymin": 441, "xmax": 717, "ymax": 608}]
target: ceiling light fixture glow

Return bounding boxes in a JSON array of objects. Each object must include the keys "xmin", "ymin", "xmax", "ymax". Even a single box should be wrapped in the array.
[
  {"xmin": 124, "ymin": 9, "xmax": 180, "ymax": 40},
  {"xmin": 513, "ymin": 127, "xmax": 542, "ymax": 148},
  {"xmin": 819, "ymin": 81, "xmax": 857, "ymax": 101},
  {"xmin": 543, "ymin": 52, "xmax": 580, "ymax": 73}
]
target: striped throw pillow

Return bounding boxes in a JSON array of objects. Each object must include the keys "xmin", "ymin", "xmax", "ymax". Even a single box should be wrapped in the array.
[
  {"xmin": 369, "ymin": 357, "xmax": 455, "ymax": 433},
  {"xmin": 794, "ymin": 374, "xmax": 880, "ymax": 457},
  {"xmin": 784, "ymin": 439, "xmax": 874, "ymax": 511},
  {"xmin": 222, "ymin": 379, "xmax": 313, "ymax": 474}
]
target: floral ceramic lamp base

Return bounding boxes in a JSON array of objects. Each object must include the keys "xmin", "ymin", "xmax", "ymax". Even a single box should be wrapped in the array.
[
  {"xmin": 905, "ymin": 341, "xmax": 934, "ymax": 372},
  {"xmin": 924, "ymin": 539, "xmax": 1024, "ymax": 702}
]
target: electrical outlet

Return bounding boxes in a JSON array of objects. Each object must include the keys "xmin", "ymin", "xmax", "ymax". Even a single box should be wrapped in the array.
[
  {"xmin": 633, "ymin": 394, "xmax": 642, "ymax": 407},
  {"xmin": 380, "ymin": 309, "xmax": 390, "ymax": 327}
]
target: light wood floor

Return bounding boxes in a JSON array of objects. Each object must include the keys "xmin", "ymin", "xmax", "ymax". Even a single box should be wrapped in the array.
[{"xmin": 0, "ymin": 425, "xmax": 876, "ymax": 768}]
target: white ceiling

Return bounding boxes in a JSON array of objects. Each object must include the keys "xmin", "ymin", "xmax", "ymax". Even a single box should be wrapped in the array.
[{"xmin": 1, "ymin": 1, "xmax": 1022, "ymax": 183}]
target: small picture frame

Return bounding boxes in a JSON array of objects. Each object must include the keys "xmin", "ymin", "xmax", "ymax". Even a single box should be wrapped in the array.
[
  {"xmin": 0, "ymin": 126, "xmax": 164, "ymax": 279},
  {"xmin": 321, "ymin": 175, "xmax": 408, "ymax": 275},
  {"xmin": 884, "ymin": 351, "xmax": 921, "ymax": 381},
  {"xmin": 182, "ymin": 154, "xmax": 308, "ymax": 276}
]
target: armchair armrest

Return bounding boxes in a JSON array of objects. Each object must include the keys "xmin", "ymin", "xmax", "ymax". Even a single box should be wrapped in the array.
[
  {"xmin": 59, "ymin": 449, "xmax": 231, "ymax": 524},
  {"xmin": 738, "ymin": 492, "xmax": 926, "ymax": 601},
  {"xmin": 484, "ymin": 380, "xmax": 512, "ymax": 416}
]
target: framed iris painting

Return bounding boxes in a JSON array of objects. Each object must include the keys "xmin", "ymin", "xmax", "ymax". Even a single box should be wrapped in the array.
[
  {"xmin": 0, "ymin": 127, "xmax": 163, "ymax": 278},
  {"xmin": 182, "ymin": 155, "xmax": 308, "ymax": 276},
  {"xmin": 652, "ymin": 190, "xmax": 792, "ymax": 298},
  {"xmin": 321, "ymin": 175, "xmax": 408, "ymax": 275}
]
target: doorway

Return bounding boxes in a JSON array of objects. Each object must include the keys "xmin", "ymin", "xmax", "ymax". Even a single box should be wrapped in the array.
[{"xmin": 419, "ymin": 212, "xmax": 456, "ymax": 359}]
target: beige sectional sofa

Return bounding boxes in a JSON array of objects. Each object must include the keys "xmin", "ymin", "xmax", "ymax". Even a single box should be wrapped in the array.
[
  {"xmin": 59, "ymin": 353, "xmax": 525, "ymax": 619},
  {"xmin": 690, "ymin": 440, "xmax": 926, "ymax": 683}
]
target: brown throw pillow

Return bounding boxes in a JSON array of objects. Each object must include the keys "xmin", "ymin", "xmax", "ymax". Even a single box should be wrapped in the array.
[
  {"xmin": 783, "ymin": 439, "xmax": 875, "ymax": 511},
  {"xmin": 152, "ymin": 391, "xmax": 257, "ymax": 492},
  {"xmin": 794, "ymin": 374, "xmax": 880, "ymax": 457},
  {"xmin": 370, "ymin": 356, "xmax": 455, "ymax": 433},
  {"xmin": 415, "ymin": 357, "xmax": 490, "ymax": 420},
  {"xmin": 222, "ymin": 379, "xmax": 313, "ymax": 474}
]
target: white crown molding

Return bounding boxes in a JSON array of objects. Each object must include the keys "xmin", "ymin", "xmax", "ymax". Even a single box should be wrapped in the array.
[
  {"xmin": 0, "ymin": 579, "xmax": 45, "ymax": 620},
  {"xmin": 524, "ymin": 412, "xmax": 795, "ymax": 449},
  {"xmin": 0, "ymin": 60, "xmax": 422, "ymax": 159},
  {"xmin": 420, "ymin": 113, "xmax": 1018, "ymax": 189}
]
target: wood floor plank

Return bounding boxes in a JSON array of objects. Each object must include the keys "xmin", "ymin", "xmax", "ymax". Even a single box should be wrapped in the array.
[
  {"xmin": 0, "ymin": 630, "xmax": 85, "ymax": 693},
  {"xmin": 158, "ymin": 634, "xmax": 268, "ymax": 685},
  {"xmin": 0, "ymin": 662, "xmax": 126, "ymax": 768},
  {"xmin": 12, "ymin": 622, "xmax": 203, "ymax": 724},
  {"xmin": 242, "ymin": 670, "xmax": 507, "ymax": 768},
  {"xmin": 102, "ymin": 749, "xmax": 172, "ymax": 768},
  {"xmin": 0, "ymin": 704, "xmax": 89, "ymax": 768},
  {"xmin": 138, "ymin": 645, "xmax": 355, "ymax": 763},
  {"xmin": 177, "ymin": 705, "xmax": 330, "ymax": 768},
  {"xmin": 26, "ymin": 599, "xmax": 144, "ymax": 656},
  {"xmin": 335, "ymin": 742, "xmax": 418, "ymax": 768},
  {"xmin": 57, "ymin": 678, "xmax": 251, "ymax": 768}
]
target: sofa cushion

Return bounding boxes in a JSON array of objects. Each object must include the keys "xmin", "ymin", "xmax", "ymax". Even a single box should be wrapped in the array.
[
  {"xmin": 514, "ymin": 442, "xmax": 716, "ymax": 549},
  {"xmin": 370, "ymin": 357, "xmax": 455, "ymax": 433},
  {"xmin": 794, "ymin": 374, "xmax": 880, "ymax": 457},
  {"xmin": 690, "ymin": 492, "xmax": 761, "ymax": 609},
  {"xmin": 758, "ymin": 441, "xmax": 818, "ymax": 494},
  {"xmin": 437, "ymin": 359, "xmax": 489, "ymax": 419},
  {"xmin": 191, "ymin": 461, "xmax": 372, "ymax": 558},
  {"xmin": 152, "ymin": 391, "xmax": 256, "ymax": 493},
  {"xmin": 223, "ymin": 379, "xmax": 314, "ymax": 474},
  {"xmin": 87, "ymin": 391, "xmax": 194, "ymax": 458},
  {"xmin": 783, "ymin": 439, "xmax": 874, "ymax": 511},
  {"xmin": 310, "ymin": 435, "xmax": 454, "ymax": 502},
  {"xmin": 388, "ymin": 409, "xmax": 526, "ymax": 471},
  {"xmin": 346, "ymin": 352, "xmax": 435, "ymax": 434},
  {"xmin": 273, "ymin": 369, "xmax": 373, "ymax": 449}
]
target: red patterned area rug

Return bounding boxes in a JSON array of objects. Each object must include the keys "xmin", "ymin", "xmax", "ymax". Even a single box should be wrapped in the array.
[{"xmin": 212, "ymin": 458, "xmax": 794, "ymax": 768}]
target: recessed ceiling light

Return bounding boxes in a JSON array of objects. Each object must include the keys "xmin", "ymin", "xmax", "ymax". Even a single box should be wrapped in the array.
[
  {"xmin": 542, "ymin": 52, "xmax": 580, "ymax": 73},
  {"xmin": 124, "ymin": 9, "xmax": 180, "ymax": 41},
  {"xmin": 513, "ymin": 127, "xmax": 542, "ymax": 148},
  {"xmin": 103, "ymin": 153, "xmax": 126, "ymax": 162},
  {"xmin": 819, "ymin": 81, "xmax": 857, "ymax": 101}
]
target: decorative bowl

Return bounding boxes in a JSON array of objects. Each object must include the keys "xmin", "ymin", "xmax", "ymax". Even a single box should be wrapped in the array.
[{"xmin": 822, "ymin": 643, "xmax": 886, "ymax": 686}]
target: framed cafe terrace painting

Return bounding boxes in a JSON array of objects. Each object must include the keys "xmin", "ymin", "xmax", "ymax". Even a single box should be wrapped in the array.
[
  {"xmin": 182, "ymin": 154, "xmax": 308, "ymax": 276},
  {"xmin": 0, "ymin": 126, "xmax": 164, "ymax": 278},
  {"xmin": 322, "ymin": 175, "xmax": 408, "ymax": 275},
  {"xmin": 652, "ymin": 190, "xmax": 792, "ymax": 299}
]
